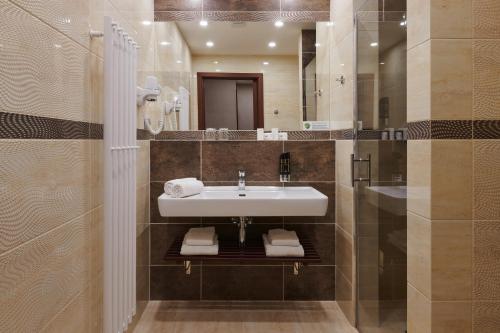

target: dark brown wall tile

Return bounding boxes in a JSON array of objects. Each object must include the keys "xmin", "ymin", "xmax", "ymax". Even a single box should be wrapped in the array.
[
  {"xmin": 154, "ymin": 0, "xmax": 202, "ymax": 11},
  {"xmin": 151, "ymin": 224, "xmax": 201, "ymax": 265},
  {"xmin": 282, "ymin": 0, "xmax": 330, "ymax": 11},
  {"xmin": 284, "ymin": 265, "xmax": 335, "ymax": 300},
  {"xmin": 203, "ymin": 0, "xmax": 280, "ymax": 11},
  {"xmin": 150, "ymin": 141, "xmax": 200, "ymax": 181},
  {"xmin": 202, "ymin": 141, "xmax": 282, "ymax": 181},
  {"xmin": 284, "ymin": 223, "xmax": 335, "ymax": 265},
  {"xmin": 150, "ymin": 182, "xmax": 203, "ymax": 224},
  {"xmin": 201, "ymin": 266, "xmax": 283, "ymax": 300},
  {"xmin": 150, "ymin": 266, "xmax": 201, "ymax": 300},
  {"xmin": 284, "ymin": 182, "xmax": 335, "ymax": 223},
  {"xmin": 284, "ymin": 141, "xmax": 335, "ymax": 181}
]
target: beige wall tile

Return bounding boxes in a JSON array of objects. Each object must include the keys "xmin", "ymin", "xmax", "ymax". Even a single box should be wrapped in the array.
[
  {"xmin": 408, "ymin": 212, "xmax": 431, "ymax": 299},
  {"xmin": 407, "ymin": 140, "xmax": 431, "ymax": 218},
  {"xmin": 335, "ymin": 226, "xmax": 353, "ymax": 284},
  {"xmin": 431, "ymin": 140, "xmax": 473, "ymax": 220},
  {"xmin": 473, "ymin": 140, "xmax": 500, "ymax": 220},
  {"xmin": 408, "ymin": 283, "xmax": 431, "ymax": 333},
  {"xmin": 407, "ymin": 0, "xmax": 430, "ymax": 50},
  {"xmin": 473, "ymin": 301, "xmax": 500, "ymax": 332},
  {"xmin": 0, "ymin": 140, "xmax": 91, "ymax": 253},
  {"xmin": 90, "ymin": 140, "xmax": 104, "ymax": 209},
  {"xmin": 0, "ymin": 0, "xmax": 91, "ymax": 122},
  {"xmin": 0, "ymin": 212, "xmax": 91, "ymax": 332},
  {"xmin": 137, "ymin": 183, "xmax": 150, "ymax": 226},
  {"xmin": 335, "ymin": 140, "xmax": 354, "ymax": 187},
  {"xmin": 473, "ymin": 40, "xmax": 500, "ymax": 120},
  {"xmin": 431, "ymin": 39, "xmax": 472, "ymax": 120},
  {"xmin": 407, "ymin": 41, "xmax": 431, "ymax": 122},
  {"xmin": 473, "ymin": 220, "xmax": 500, "ymax": 300},
  {"xmin": 430, "ymin": 0, "xmax": 472, "ymax": 39},
  {"xmin": 42, "ymin": 287, "xmax": 91, "ymax": 333},
  {"xmin": 336, "ymin": 184, "xmax": 354, "ymax": 236},
  {"xmin": 431, "ymin": 220, "xmax": 472, "ymax": 301},
  {"xmin": 473, "ymin": 0, "xmax": 500, "ymax": 38},
  {"xmin": 335, "ymin": 267, "xmax": 355, "ymax": 326},
  {"xmin": 90, "ymin": 272, "xmax": 104, "ymax": 333},
  {"xmin": 332, "ymin": 32, "xmax": 355, "ymax": 126},
  {"xmin": 332, "ymin": 0, "xmax": 353, "ymax": 46},
  {"xmin": 137, "ymin": 140, "xmax": 150, "ymax": 187},
  {"xmin": 90, "ymin": 206, "xmax": 104, "ymax": 281},
  {"xmin": 431, "ymin": 301, "xmax": 472, "ymax": 333}
]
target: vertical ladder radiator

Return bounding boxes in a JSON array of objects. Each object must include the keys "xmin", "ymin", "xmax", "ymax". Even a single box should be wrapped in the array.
[{"xmin": 103, "ymin": 16, "xmax": 138, "ymax": 333}]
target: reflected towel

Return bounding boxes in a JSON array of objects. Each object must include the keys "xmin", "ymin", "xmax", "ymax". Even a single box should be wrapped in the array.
[
  {"xmin": 171, "ymin": 179, "xmax": 204, "ymax": 198},
  {"xmin": 181, "ymin": 239, "xmax": 219, "ymax": 256},
  {"xmin": 164, "ymin": 178, "xmax": 197, "ymax": 195},
  {"xmin": 263, "ymin": 234, "xmax": 304, "ymax": 257},
  {"xmin": 184, "ymin": 227, "xmax": 217, "ymax": 246},
  {"xmin": 267, "ymin": 228, "xmax": 300, "ymax": 247}
]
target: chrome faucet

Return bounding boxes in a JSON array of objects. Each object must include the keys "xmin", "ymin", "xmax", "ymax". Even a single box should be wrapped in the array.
[{"xmin": 238, "ymin": 170, "xmax": 246, "ymax": 191}]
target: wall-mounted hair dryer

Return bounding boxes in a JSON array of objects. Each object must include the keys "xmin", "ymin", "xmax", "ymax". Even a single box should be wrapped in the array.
[{"xmin": 137, "ymin": 76, "xmax": 161, "ymax": 106}]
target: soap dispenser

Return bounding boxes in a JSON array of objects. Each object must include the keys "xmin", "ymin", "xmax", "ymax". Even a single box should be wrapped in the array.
[{"xmin": 280, "ymin": 152, "xmax": 291, "ymax": 182}]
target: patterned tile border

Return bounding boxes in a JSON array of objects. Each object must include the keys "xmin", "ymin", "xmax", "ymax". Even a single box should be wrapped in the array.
[
  {"xmin": 137, "ymin": 129, "xmax": 155, "ymax": 140},
  {"xmin": 154, "ymin": 11, "xmax": 330, "ymax": 22},
  {"xmin": 0, "ymin": 111, "xmax": 103, "ymax": 140},
  {"xmin": 408, "ymin": 120, "xmax": 500, "ymax": 140},
  {"xmin": 330, "ymin": 129, "xmax": 354, "ymax": 140},
  {"xmin": 153, "ymin": 130, "xmax": 333, "ymax": 141}
]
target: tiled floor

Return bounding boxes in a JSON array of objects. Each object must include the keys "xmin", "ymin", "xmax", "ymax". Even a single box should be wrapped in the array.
[{"xmin": 132, "ymin": 301, "xmax": 358, "ymax": 333}]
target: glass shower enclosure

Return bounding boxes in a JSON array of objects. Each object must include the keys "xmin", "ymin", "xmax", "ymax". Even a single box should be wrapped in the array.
[{"xmin": 353, "ymin": 10, "xmax": 408, "ymax": 333}]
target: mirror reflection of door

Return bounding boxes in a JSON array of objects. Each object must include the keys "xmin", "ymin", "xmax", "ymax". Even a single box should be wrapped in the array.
[{"xmin": 197, "ymin": 73, "xmax": 264, "ymax": 130}]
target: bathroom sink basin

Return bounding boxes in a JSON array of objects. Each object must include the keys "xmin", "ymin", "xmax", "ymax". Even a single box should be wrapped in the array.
[
  {"xmin": 158, "ymin": 186, "xmax": 328, "ymax": 217},
  {"xmin": 365, "ymin": 186, "xmax": 407, "ymax": 216}
]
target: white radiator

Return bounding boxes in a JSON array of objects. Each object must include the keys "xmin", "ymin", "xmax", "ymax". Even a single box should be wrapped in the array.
[{"xmin": 103, "ymin": 16, "xmax": 138, "ymax": 333}]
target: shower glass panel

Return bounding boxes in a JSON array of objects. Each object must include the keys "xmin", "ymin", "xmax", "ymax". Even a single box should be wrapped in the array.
[{"xmin": 354, "ymin": 10, "xmax": 407, "ymax": 333}]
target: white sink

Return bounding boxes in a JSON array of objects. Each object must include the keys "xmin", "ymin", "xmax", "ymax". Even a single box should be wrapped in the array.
[{"xmin": 158, "ymin": 186, "xmax": 328, "ymax": 217}]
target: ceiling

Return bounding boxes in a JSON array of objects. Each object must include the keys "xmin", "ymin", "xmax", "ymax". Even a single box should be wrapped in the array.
[{"xmin": 176, "ymin": 21, "xmax": 315, "ymax": 56}]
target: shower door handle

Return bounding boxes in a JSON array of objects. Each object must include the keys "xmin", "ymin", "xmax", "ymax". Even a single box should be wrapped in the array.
[{"xmin": 351, "ymin": 154, "xmax": 372, "ymax": 187}]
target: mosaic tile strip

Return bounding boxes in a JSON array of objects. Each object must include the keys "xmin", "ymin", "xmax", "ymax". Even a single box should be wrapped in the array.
[
  {"xmin": 137, "ymin": 129, "xmax": 154, "ymax": 140},
  {"xmin": 330, "ymin": 129, "xmax": 354, "ymax": 140},
  {"xmin": 155, "ymin": 131, "xmax": 204, "ymax": 141},
  {"xmin": 0, "ymin": 111, "xmax": 103, "ymax": 139},
  {"xmin": 408, "ymin": 120, "xmax": 500, "ymax": 139},
  {"xmin": 154, "ymin": 10, "xmax": 330, "ymax": 22},
  {"xmin": 473, "ymin": 120, "xmax": 500, "ymax": 139},
  {"xmin": 408, "ymin": 121, "xmax": 431, "ymax": 140},
  {"xmin": 432, "ymin": 120, "xmax": 472, "ymax": 139},
  {"xmin": 288, "ymin": 131, "xmax": 331, "ymax": 140}
]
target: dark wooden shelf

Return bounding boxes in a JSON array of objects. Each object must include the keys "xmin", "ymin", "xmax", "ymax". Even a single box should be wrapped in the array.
[{"xmin": 164, "ymin": 236, "xmax": 320, "ymax": 263}]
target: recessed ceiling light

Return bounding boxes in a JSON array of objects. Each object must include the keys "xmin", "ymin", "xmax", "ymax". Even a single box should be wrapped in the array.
[
  {"xmin": 199, "ymin": 20, "xmax": 208, "ymax": 27},
  {"xmin": 206, "ymin": 41, "xmax": 214, "ymax": 47},
  {"xmin": 315, "ymin": 43, "xmax": 321, "ymax": 48},
  {"xmin": 176, "ymin": 60, "xmax": 182, "ymax": 64},
  {"xmin": 54, "ymin": 44, "xmax": 62, "ymax": 48},
  {"xmin": 268, "ymin": 41, "xmax": 276, "ymax": 48},
  {"xmin": 370, "ymin": 42, "xmax": 378, "ymax": 47},
  {"xmin": 274, "ymin": 20, "xmax": 284, "ymax": 28},
  {"xmin": 213, "ymin": 61, "xmax": 219, "ymax": 64},
  {"xmin": 326, "ymin": 21, "xmax": 334, "ymax": 26},
  {"xmin": 160, "ymin": 41, "xmax": 171, "ymax": 46},
  {"xmin": 263, "ymin": 61, "xmax": 270, "ymax": 65},
  {"xmin": 215, "ymin": 69, "xmax": 221, "ymax": 72},
  {"xmin": 380, "ymin": 62, "xmax": 385, "ymax": 65},
  {"xmin": 340, "ymin": 63, "xmax": 345, "ymax": 67},
  {"xmin": 142, "ymin": 20, "xmax": 152, "ymax": 26}
]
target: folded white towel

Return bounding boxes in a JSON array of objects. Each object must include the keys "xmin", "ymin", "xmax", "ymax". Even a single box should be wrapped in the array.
[
  {"xmin": 263, "ymin": 234, "xmax": 304, "ymax": 257},
  {"xmin": 184, "ymin": 227, "xmax": 217, "ymax": 246},
  {"xmin": 181, "ymin": 239, "xmax": 219, "ymax": 256},
  {"xmin": 170, "ymin": 179, "xmax": 204, "ymax": 198},
  {"xmin": 164, "ymin": 178, "xmax": 197, "ymax": 195},
  {"xmin": 267, "ymin": 229, "xmax": 300, "ymax": 247}
]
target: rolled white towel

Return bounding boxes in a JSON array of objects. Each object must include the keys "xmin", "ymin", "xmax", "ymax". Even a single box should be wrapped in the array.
[
  {"xmin": 181, "ymin": 239, "xmax": 219, "ymax": 256},
  {"xmin": 267, "ymin": 228, "xmax": 300, "ymax": 247},
  {"xmin": 164, "ymin": 178, "xmax": 197, "ymax": 195},
  {"xmin": 184, "ymin": 227, "xmax": 217, "ymax": 246},
  {"xmin": 171, "ymin": 179, "xmax": 204, "ymax": 198},
  {"xmin": 263, "ymin": 234, "xmax": 304, "ymax": 257}
]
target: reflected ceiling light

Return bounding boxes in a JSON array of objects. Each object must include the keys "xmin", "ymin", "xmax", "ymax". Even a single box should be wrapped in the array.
[
  {"xmin": 326, "ymin": 21, "xmax": 334, "ymax": 26},
  {"xmin": 199, "ymin": 20, "xmax": 208, "ymax": 27},
  {"xmin": 315, "ymin": 43, "xmax": 321, "ymax": 47},
  {"xmin": 370, "ymin": 42, "xmax": 378, "ymax": 47},
  {"xmin": 142, "ymin": 20, "xmax": 152, "ymax": 26},
  {"xmin": 54, "ymin": 44, "xmax": 62, "ymax": 48},
  {"xmin": 340, "ymin": 63, "xmax": 345, "ymax": 66},
  {"xmin": 206, "ymin": 41, "xmax": 214, "ymax": 47},
  {"xmin": 213, "ymin": 61, "xmax": 219, "ymax": 64},
  {"xmin": 268, "ymin": 41, "xmax": 276, "ymax": 48},
  {"xmin": 215, "ymin": 69, "xmax": 221, "ymax": 72},
  {"xmin": 160, "ymin": 41, "xmax": 171, "ymax": 46},
  {"xmin": 176, "ymin": 60, "xmax": 182, "ymax": 64},
  {"xmin": 274, "ymin": 20, "xmax": 284, "ymax": 28},
  {"xmin": 400, "ymin": 20, "xmax": 407, "ymax": 26},
  {"xmin": 263, "ymin": 61, "xmax": 270, "ymax": 65},
  {"xmin": 380, "ymin": 62, "xmax": 385, "ymax": 65}
]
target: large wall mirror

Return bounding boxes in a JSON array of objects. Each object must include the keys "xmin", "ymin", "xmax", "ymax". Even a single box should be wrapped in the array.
[{"xmin": 139, "ymin": 20, "xmax": 332, "ymax": 131}]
